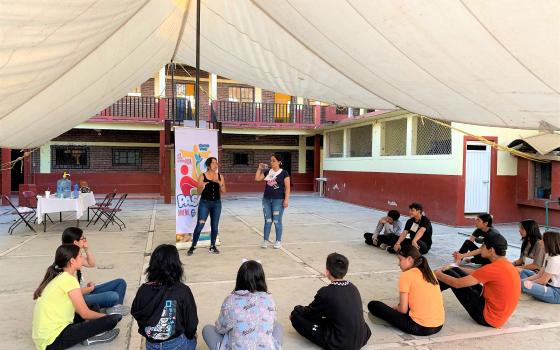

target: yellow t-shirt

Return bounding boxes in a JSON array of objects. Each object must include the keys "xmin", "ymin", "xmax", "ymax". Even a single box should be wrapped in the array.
[
  {"xmin": 399, "ymin": 267, "xmax": 445, "ymax": 327},
  {"xmin": 32, "ymin": 271, "xmax": 80, "ymax": 350}
]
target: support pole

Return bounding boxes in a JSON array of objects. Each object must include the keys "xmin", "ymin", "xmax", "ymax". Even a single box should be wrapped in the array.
[{"xmin": 195, "ymin": 0, "xmax": 201, "ymax": 128}]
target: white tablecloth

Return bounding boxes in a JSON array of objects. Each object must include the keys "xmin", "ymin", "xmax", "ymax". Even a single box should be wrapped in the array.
[{"xmin": 37, "ymin": 192, "xmax": 96, "ymax": 224}]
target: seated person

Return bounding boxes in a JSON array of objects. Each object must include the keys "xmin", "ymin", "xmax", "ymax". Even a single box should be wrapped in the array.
[
  {"xmin": 132, "ymin": 244, "xmax": 198, "ymax": 350},
  {"xmin": 435, "ymin": 233, "xmax": 520, "ymax": 328},
  {"xmin": 202, "ymin": 260, "xmax": 282, "ymax": 350},
  {"xmin": 32, "ymin": 245, "xmax": 121, "ymax": 350},
  {"xmin": 62, "ymin": 227, "xmax": 129, "ymax": 315},
  {"xmin": 290, "ymin": 253, "xmax": 371, "ymax": 350},
  {"xmin": 388, "ymin": 203, "xmax": 433, "ymax": 255},
  {"xmin": 520, "ymin": 231, "xmax": 560, "ymax": 304},
  {"xmin": 452, "ymin": 213, "xmax": 499, "ymax": 265},
  {"xmin": 364, "ymin": 209, "xmax": 402, "ymax": 248},
  {"xmin": 368, "ymin": 245, "xmax": 444, "ymax": 336},
  {"xmin": 513, "ymin": 219, "xmax": 545, "ymax": 272}
]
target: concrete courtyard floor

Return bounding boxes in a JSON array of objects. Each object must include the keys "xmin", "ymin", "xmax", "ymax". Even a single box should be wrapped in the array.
[{"xmin": 1, "ymin": 194, "xmax": 560, "ymax": 350}]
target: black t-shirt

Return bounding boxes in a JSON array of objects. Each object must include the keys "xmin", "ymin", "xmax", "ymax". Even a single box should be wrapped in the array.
[
  {"xmin": 200, "ymin": 173, "xmax": 221, "ymax": 201},
  {"xmin": 472, "ymin": 226, "xmax": 500, "ymax": 243},
  {"xmin": 262, "ymin": 169, "xmax": 290, "ymax": 199},
  {"xmin": 404, "ymin": 215, "xmax": 433, "ymax": 248},
  {"xmin": 131, "ymin": 282, "xmax": 198, "ymax": 343},
  {"xmin": 298, "ymin": 281, "xmax": 371, "ymax": 350}
]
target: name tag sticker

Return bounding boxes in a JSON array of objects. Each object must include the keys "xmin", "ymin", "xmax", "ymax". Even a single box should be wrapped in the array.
[{"xmin": 410, "ymin": 223, "xmax": 419, "ymax": 232}]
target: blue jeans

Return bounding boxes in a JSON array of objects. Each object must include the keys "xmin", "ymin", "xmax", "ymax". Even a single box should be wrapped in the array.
[
  {"xmin": 84, "ymin": 278, "xmax": 127, "ymax": 308},
  {"xmin": 520, "ymin": 269, "xmax": 560, "ymax": 304},
  {"xmin": 146, "ymin": 334, "xmax": 196, "ymax": 350},
  {"xmin": 192, "ymin": 199, "xmax": 222, "ymax": 247},
  {"xmin": 262, "ymin": 198, "xmax": 284, "ymax": 242}
]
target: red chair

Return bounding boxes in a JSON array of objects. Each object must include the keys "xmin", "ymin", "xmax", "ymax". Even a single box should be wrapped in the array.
[
  {"xmin": 98, "ymin": 193, "xmax": 128, "ymax": 231},
  {"xmin": 87, "ymin": 191, "xmax": 116, "ymax": 227}
]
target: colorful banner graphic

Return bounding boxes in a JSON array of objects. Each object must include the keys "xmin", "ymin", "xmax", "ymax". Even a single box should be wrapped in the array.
[{"xmin": 175, "ymin": 127, "xmax": 218, "ymax": 248}]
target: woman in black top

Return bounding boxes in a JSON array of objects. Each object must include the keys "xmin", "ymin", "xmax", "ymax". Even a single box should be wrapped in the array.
[
  {"xmin": 132, "ymin": 244, "xmax": 198, "ymax": 350},
  {"xmin": 187, "ymin": 157, "xmax": 226, "ymax": 255}
]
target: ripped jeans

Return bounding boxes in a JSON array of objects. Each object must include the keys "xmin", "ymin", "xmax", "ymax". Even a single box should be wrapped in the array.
[
  {"xmin": 192, "ymin": 199, "xmax": 222, "ymax": 247},
  {"xmin": 262, "ymin": 198, "xmax": 285, "ymax": 242}
]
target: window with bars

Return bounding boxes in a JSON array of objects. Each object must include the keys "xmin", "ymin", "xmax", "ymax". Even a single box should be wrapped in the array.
[
  {"xmin": 112, "ymin": 149, "xmax": 142, "ymax": 166},
  {"xmin": 349, "ymin": 125, "xmax": 372, "ymax": 157},
  {"xmin": 53, "ymin": 146, "xmax": 90, "ymax": 169},
  {"xmin": 533, "ymin": 162, "xmax": 552, "ymax": 199},
  {"xmin": 233, "ymin": 152, "xmax": 250, "ymax": 166},
  {"xmin": 228, "ymin": 86, "xmax": 254, "ymax": 102},
  {"xmin": 413, "ymin": 117, "xmax": 452, "ymax": 155},
  {"xmin": 381, "ymin": 119, "xmax": 407, "ymax": 156},
  {"xmin": 328, "ymin": 130, "xmax": 344, "ymax": 158}
]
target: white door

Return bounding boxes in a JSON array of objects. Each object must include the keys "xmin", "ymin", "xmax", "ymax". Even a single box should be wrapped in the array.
[{"xmin": 464, "ymin": 142, "xmax": 491, "ymax": 213}]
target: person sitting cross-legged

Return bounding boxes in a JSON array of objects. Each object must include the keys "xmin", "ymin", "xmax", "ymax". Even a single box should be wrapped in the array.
[
  {"xmin": 520, "ymin": 231, "xmax": 560, "ymax": 304},
  {"xmin": 452, "ymin": 213, "xmax": 499, "ymax": 265},
  {"xmin": 290, "ymin": 253, "xmax": 371, "ymax": 350},
  {"xmin": 364, "ymin": 209, "xmax": 402, "ymax": 249},
  {"xmin": 388, "ymin": 202, "xmax": 433, "ymax": 255},
  {"xmin": 435, "ymin": 233, "xmax": 520, "ymax": 328},
  {"xmin": 368, "ymin": 245, "xmax": 444, "ymax": 336}
]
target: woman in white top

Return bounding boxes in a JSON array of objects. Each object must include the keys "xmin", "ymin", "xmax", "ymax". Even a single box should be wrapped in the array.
[{"xmin": 521, "ymin": 231, "xmax": 560, "ymax": 303}]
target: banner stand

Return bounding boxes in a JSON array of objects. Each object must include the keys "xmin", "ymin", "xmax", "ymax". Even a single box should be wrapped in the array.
[{"xmin": 175, "ymin": 126, "xmax": 220, "ymax": 250}]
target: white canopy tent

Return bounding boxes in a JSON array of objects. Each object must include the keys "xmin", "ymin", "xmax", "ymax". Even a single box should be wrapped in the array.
[{"xmin": 1, "ymin": 0, "xmax": 559, "ymax": 148}]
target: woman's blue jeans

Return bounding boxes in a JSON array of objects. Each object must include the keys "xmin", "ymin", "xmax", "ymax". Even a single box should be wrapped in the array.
[
  {"xmin": 262, "ymin": 198, "xmax": 284, "ymax": 242},
  {"xmin": 84, "ymin": 278, "xmax": 127, "ymax": 308},
  {"xmin": 145, "ymin": 334, "xmax": 196, "ymax": 350},
  {"xmin": 521, "ymin": 269, "xmax": 560, "ymax": 304},
  {"xmin": 192, "ymin": 199, "xmax": 222, "ymax": 247}
]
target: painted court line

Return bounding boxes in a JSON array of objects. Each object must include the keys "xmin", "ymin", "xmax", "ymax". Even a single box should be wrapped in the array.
[
  {"xmin": 0, "ymin": 234, "xmax": 40, "ymax": 257},
  {"xmin": 364, "ymin": 321, "xmax": 560, "ymax": 349}
]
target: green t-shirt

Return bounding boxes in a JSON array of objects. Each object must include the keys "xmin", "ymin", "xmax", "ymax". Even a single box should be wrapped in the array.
[{"xmin": 32, "ymin": 271, "xmax": 80, "ymax": 350}]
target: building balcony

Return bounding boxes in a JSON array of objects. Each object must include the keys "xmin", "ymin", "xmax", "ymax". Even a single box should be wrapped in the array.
[{"xmin": 89, "ymin": 96, "xmax": 354, "ymax": 128}]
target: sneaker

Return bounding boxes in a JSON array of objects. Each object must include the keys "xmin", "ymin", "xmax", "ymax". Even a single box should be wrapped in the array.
[
  {"xmin": 379, "ymin": 243, "xmax": 388, "ymax": 250},
  {"xmin": 261, "ymin": 240, "xmax": 268, "ymax": 249},
  {"xmin": 209, "ymin": 245, "xmax": 220, "ymax": 254},
  {"xmin": 386, "ymin": 246, "xmax": 397, "ymax": 254},
  {"xmin": 81, "ymin": 329, "xmax": 120, "ymax": 346},
  {"xmin": 187, "ymin": 246, "xmax": 196, "ymax": 256},
  {"xmin": 273, "ymin": 241, "xmax": 282, "ymax": 249},
  {"xmin": 104, "ymin": 304, "xmax": 130, "ymax": 316}
]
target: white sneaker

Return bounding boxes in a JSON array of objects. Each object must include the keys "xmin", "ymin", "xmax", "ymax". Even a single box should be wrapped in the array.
[
  {"xmin": 104, "ymin": 304, "xmax": 130, "ymax": 316},
  {"xmin": 261, "ymin": 240, "xmax": 268, "ymax": 249},
  {"xmin": 81, "ymin": 329, "xmax": 120, "ymax": 346},
  {"xmin": 379, "ymin": 243, "xmax": 388, "ymax": 250},
  {"xmin": 273, "ymin": 241, "xmax": 282, "ymax": 249}
]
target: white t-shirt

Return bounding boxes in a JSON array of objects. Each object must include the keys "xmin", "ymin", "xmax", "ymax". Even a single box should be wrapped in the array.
[{"xmin": 544, "ymin": 254, "xmax": 560, "ymax": 287}]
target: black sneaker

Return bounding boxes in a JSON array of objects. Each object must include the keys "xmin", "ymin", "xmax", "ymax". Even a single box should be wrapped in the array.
[
  {"xmin": 209, "ymin": 245, "xmax": 220, "ymax": 254},
  {"xmin": 386, "ymin": 246, "xmax": 397, "ymax": 254},
  {"xmin": 81, "ymin": 329, "xmax": 120, "ymax": 346},
  {"xmin": 187, "ymin": 246, "xmax": 196, "ymax": 256}
]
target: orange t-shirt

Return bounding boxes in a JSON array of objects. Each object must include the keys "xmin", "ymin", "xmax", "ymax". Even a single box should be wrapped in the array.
[
  {"xmin": 472, "ymin": 258, "xmax": 521, "ymax": 328},
  {"xmin": 399, "ymin": 268, "xmax": 445, "ymax": 327}
]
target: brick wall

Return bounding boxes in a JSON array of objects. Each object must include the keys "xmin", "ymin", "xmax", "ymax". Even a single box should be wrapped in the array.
[
  {"xmin": 220, "ymin": 149, "xmax": 300, "ymax": 173},
  {"xmin": 262, "ymin": 89, "xmax": 275, "ymax": 103},
  {"xmin": 222, "ymin": 134, "xmax": 299, "ymax": 146},
  {"xmin": 54, "ymin": 129, "xmax": 159, "ymax": 143},
  {"xmin": 141, "ymin": 78, "xmax": 155, "ymax": 96},
  {"xmin": 50, "ymin": 146, "xmax": 159, "ymax": 173},
  {"xmin": 217, "ymin": 82, "xmax": 255, "ymax": 101},
  {"xmin": 165, "ymin": 79, "xmax": 210, "ymax": 120}
]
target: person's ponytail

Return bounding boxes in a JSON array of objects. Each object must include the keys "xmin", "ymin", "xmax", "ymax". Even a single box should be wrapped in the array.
[
  {"xmin": 33, "ymin": 244, "xmax": 80, "ymax": 300},
  {"xmin": 413, "ymin": 255, "xmax": 438, "ymax": 285}
]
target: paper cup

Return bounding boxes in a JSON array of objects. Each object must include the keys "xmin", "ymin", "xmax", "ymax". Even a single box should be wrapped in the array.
[{"xmin": 45, "ymin": 191, "xmax": 50, "ymax": 198}]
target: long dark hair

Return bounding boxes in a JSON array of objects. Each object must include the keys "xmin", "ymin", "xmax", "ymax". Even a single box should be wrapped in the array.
[
  {"xmin": 145, "ymin": 244, "xmax": 184, "ymax": 286},
  {"xmin": 543, "ymin": 231, "xmax": 560, "ymax": 257},
  {"xmin": 520, "ymin": 219, "xmax": 542, "ymax": 256},
  {"xmin": 205, "ymin": 157, "xmax": 217, "ymax": 170},
  {"xmin": 34, "ymin": 244, "xmax": 80, "ymax": 300},
  {"xmin": 235, "ymin": 260, "xmax": 268, "ymax": 293},
  {"xmin": 61, "ymin": 227, "xmax": 83, "ymax": 283},
  {"xmin": 398, "ymin": 245, "xmax": 438, "ymax": 285}
]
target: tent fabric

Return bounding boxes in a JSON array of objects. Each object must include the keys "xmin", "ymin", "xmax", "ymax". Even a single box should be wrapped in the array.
[
  {"xmin": 1, "ymin": 0, "xmax": 559, "ymax": 148},
  {"xmin": 508, "ymin": 133, "xmax": 560, "ymax": 155}
]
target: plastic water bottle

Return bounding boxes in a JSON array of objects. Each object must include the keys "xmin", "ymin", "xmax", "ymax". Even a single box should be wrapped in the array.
[
  {"xmin": 73, "ymin": 184, "xmax": 79, "ymax": 199},
  {"xmin": 56, "ymin": 181, "xmax": 63, "ymax": 198}
]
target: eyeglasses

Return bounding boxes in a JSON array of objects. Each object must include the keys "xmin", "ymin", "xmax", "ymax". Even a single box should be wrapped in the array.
[{"xmin": 79, "ymin": 237, "xmax": 87, "ymax": 241}]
